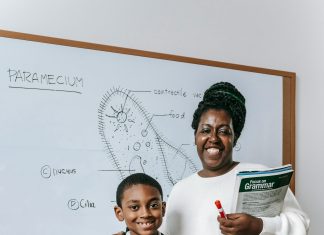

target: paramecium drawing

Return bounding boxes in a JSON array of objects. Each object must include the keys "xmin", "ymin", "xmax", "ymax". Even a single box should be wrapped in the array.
[{"xmin": 98, "ymin": 87, "xmax": 197, "ymax": 189}]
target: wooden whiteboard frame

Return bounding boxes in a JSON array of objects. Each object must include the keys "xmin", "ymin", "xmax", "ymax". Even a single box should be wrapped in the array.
[{"xmin": 0, "ymin": 29, "xmax": 296, "ymax": 192}]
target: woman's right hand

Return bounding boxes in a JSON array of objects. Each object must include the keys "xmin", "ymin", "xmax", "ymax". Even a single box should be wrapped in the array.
[{"xmin": 217, "ymin": 213, "xmax": 263, "ymax": 235}]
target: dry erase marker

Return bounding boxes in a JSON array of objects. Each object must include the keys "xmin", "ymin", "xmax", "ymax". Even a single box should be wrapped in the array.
[{"xmin": 215, "ymin": 200, "xmax": 227, "ymax": 219}]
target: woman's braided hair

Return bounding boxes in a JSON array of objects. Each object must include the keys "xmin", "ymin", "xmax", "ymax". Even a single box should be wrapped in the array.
[{"xmin": 191, "ymin": 82, "xmax": 246, "ymax": 145}]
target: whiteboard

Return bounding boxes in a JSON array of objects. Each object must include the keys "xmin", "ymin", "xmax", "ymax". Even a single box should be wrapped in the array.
[{"xmin": 0, "ymin": 31, "xmax": 293, "ymax": 234}]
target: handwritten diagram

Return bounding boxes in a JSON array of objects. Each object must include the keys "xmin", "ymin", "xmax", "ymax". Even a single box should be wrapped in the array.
[
  {"xmin": 0, "ymin": 34, "xmax": 284, "ymax": 235},
  {"xmin": 98, "ymin": 87, "xmax": 198, "ymax": 190}
]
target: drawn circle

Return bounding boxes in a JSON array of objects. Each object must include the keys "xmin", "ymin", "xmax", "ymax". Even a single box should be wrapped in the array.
[
  {"xmin": 41, "ymin": 165, "xmax": 51, "ymax": 179},
  {"xmin": 141, "ymin": 129, "xmax": 148, "ymax": 137},
  {"xmin": 116, "ymin": 112, "xmax": 127, "ymax": 123},
  {"xmin": 133, "ymin": 142, "xmax": 141, "ymax": 151},
  {"xmin": 68, "ymin": 199, "xmax": 80, "ymax": 210},
  {"xmin": 234, "ymin": 141, "xmax": 241, "ymax": 151},
  {"xmin": 145, "ymin": 142, "xmax": 150, "ymax": 147}
]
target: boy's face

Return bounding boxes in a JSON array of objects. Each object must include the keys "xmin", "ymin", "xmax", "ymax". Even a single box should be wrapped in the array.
[{"xmin": 114, "ymin": 184, "xmax": 166, "ymax": 235}]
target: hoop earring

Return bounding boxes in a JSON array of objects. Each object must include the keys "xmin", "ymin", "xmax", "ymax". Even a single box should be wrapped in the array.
[{"xmin": 234, "ymin": 141, "xmax": 241, "ymax": 151}]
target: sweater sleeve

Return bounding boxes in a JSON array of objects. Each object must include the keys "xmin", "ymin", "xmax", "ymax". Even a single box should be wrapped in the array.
[
  {"xmin": 259, "ymin": 189, "xmax": 310, "ymax": 235},
  {"xmin": 159, "ymin": 182, "xmax": 179, "ymax": 235}
]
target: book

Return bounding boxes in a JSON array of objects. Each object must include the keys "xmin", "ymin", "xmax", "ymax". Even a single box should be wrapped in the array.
[{"xmin": 231, "ymin": 164, "xmax": 293, "ymax": 217}]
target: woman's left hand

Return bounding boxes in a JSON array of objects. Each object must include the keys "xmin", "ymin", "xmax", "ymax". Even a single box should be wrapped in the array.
[{"xmin": 217, "ymin": 213, "xmax": 263, "ymax": 235}]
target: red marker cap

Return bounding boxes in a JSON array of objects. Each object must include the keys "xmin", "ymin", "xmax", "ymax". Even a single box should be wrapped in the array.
[
  {"xmin": 214, "ymin": 200, "xmax": 227, "ymax": 219},
  {"xmin": 215, "ymin": 200, "xmax": 222, "ymax": 209}
]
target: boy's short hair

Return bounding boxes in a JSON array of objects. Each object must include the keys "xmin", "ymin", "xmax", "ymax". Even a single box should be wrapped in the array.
[{"xmin": 116, "ymin": 173, "xmax": 163, "ymax": 207}]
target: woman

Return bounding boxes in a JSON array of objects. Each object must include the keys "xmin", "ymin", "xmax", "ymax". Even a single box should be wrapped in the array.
[{"xmin": 160, "ymin": 82, "xmax": 309, "ymax": 235}]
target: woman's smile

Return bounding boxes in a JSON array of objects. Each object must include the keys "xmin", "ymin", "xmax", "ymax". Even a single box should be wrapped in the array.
[{"xmin": 206, "ymin": 147, "xmax": 220, "ymax": 155}]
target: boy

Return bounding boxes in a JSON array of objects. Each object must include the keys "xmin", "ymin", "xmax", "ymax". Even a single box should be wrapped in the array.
[{"xmin": 114, "ymin": 173, "xmax": 166, "ymax": 235}]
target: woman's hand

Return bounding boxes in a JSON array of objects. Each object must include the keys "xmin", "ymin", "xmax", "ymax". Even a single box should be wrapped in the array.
[{"xmin": 217, "ymin": 213, "xmax": 263, "ymax": 235}]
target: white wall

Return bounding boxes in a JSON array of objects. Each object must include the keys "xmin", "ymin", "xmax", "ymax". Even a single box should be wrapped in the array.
[{"xmin": 1, "ymin": 0, "xmax": 323, "ymax": 234}]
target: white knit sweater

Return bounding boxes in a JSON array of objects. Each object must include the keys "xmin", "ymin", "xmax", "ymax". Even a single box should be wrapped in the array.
[{"xmin": 160, "ymin": 163, "xmax": 309, "ymax": 235}]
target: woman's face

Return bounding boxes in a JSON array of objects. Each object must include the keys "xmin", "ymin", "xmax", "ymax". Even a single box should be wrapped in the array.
[{"xmin": 195, "ymin": 109, "xmax": 235, "ymax": 177}]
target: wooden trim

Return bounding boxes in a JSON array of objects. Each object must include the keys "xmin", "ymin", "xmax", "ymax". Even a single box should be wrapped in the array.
[
  {"xmin": 283, "ymin": 75, "xmax": 296, "ymax": 193},
  {"xmin": 0, "ymin": 29, "xmax": 295, "ymax": 77}
]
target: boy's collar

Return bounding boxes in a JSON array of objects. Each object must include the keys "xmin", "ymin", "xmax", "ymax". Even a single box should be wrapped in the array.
[{"xmin": 125, "ymin": 231, "xmax": 162, "ymax": 235}]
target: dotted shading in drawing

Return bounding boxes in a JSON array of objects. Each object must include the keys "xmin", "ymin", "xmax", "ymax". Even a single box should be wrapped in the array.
[{"xmin": 98, "ymin": 87, "xmax": 198, "ymax": 189}]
